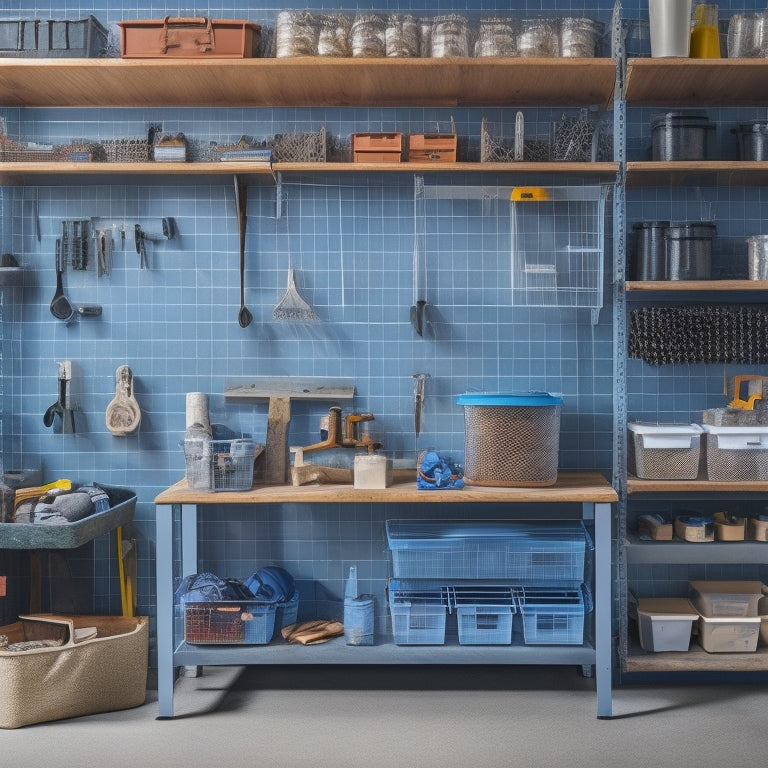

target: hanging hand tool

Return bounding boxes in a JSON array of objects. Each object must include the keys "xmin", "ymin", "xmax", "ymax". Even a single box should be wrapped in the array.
[
  {"xmin": 49, "ymin": 239, "xmax": 75, "ymax": 323},
  {"xmin": 134, "ymin": 224, "xmax": 149, "ymax": 269},
  {"xmin": 413, "ymin": 373, "xmax": 428, "ymax": 437},
  {"xmin": 411, "ymin": 177, "xmax": 429, "ymax": 336},
  {"xmin": 234, "ymin": 175, "xmax": 253, "ymax": 328}
]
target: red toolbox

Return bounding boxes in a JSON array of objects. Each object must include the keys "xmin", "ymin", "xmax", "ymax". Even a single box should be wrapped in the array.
[
  {"xmin": 408, "ymin": 133, "xmax": 458, "ymax": 162},
  {"xmin": 119, "ymin": 17, "xmax": 261, "ymax": 58},
  {"xmin": 351, "ymin": 133, "xmax": 403, "ymax": 163}
]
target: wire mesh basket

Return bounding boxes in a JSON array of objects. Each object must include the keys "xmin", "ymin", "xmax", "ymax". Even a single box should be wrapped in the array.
[
  {"xmin": 510, "ymin": 185, "xmax": 608, "ymax": 311},
  {"xmin": 184, "ymin": 438, "xmax": 257, "ymax": 491},
  {"xmin": 480, "ymin": 116, "xmax": 550, "ymax": 162},
  {"xmin": 271, "ymin": 127, "xmax": 328, "ymax": 162},
  {"xmin": 101, "ymin": 137, "xmax": 151, "ymax": 162},
  {"xmin": 184, "ymin": 601, "xmax": 277, "ymax": 644}
]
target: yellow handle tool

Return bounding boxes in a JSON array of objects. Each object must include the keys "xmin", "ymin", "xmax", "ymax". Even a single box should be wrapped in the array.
[{"xmin": 14, "ymin": 478, "xmax": 72, "ymax": 510}]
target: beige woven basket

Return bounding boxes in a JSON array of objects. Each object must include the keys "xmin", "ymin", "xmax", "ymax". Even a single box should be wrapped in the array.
[{"xmin": 0, "ymin": 614, "xmax": 148, "ymax": 728}]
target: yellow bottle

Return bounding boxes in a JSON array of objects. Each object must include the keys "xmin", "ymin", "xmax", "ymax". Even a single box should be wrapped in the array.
[{"xmin": 690, "ymin": 4, "xmax": 721, "ymax": 58}]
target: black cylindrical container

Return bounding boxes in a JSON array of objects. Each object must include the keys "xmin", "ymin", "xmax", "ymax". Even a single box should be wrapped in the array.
[
  {"xmin": 631, "ymin": 221, "xmax": 670, "ymax": 280},
  {"xmin": 651, "ymin": 113, "xmax": 715, "ymax": 161},
  {"xmin": 665, "ymin": 222, "xmax": 716, "ymax": 280},
  {"xmin": 735, "ymin": 122, "xmax": 768, "ymax": 161}
]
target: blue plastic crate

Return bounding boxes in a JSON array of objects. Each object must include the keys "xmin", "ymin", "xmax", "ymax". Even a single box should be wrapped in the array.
[
  {"xmin": 388, "ymin": 580, "xmax": 447, "ymax": 645},
  {"xmin": 386, "ymin": 520, "xmax": 592, "ymax": 582},
  {"xmin": 273, "ymin": 591, "xmax": 300, "ymax": 639},
  {"xmin": 518, "ymin": 584, "xmax": 592, "ymax": 645},
  {"xmin": 456, "ymin": 605, "xmax": 514, "ymax": 645},
  {"xmin": 184, "ymin": 601, "xmax": 276, "ymax": 645}
]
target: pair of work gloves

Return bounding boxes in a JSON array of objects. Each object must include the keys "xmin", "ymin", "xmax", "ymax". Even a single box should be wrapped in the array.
[{"xmin": 281, "ymin": 619, "xmax": 344, "ymax": 645}]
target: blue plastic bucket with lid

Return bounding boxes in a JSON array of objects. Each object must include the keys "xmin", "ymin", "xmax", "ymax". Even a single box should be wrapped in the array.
[{"xmin": 456, "ymin": 392, "xmax": 563, "ymax": 487}]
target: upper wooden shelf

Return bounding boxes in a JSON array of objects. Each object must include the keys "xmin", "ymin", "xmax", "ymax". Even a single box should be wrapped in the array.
[
  {"xmin": 626, "ymin": 279, "xmax": 768, "ymax": 292},
  {"xmin": 0, "ymin": 57, "xmax": 617, "ymax": 109},
  {"xmin": 626, "ymin": 161, "xmax": 768, "ymax": 188},
  {"xmin": 625, "ymin": 58, "xmax": 768, "ymax": 107},
  {"xmin": 155, "ymin": 470, "xmax": 617, "ymax": 506},
  {"xmin": 0, "ymin": 160, "xmax": 619, "ymax": 186}
]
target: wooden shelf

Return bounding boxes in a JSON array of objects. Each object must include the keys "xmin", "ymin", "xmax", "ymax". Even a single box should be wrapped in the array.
[
  {"xmin": 626, "ymin": 161, "xmax": 768, "ymax": 188},
  {"xmin": 627, "ymin": 476, "xmax": 768, "ymax": 494},
  {"xmin": 625, "ymin": 279, "xmax": 768, "ymax": 292},
  {"xmin": 0, "ymin": 57, "xmax": 617, "ymax": 109},
  {"xmin": 624, "ymin": 58, "xmax": 768, "ymax": 107},
  {"xmin": 624, "ymin": 638, "xmax": 768, "ymax": 673},
  {"xmin": 0, "ymin": 160, "xmax": 619, "ymax": 186},
  {"xmin": 155, "ymin": 470, "xmax": 617, "ymax": 506}
]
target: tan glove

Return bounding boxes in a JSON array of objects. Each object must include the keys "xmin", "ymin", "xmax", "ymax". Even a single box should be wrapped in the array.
[{"xmin": 281, "ymin": 620, "xmax": 344, "ymax": 645}]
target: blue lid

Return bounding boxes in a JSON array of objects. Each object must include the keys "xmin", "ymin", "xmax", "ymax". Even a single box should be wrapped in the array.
[{"xmin": 456, "ymin": 391, "xmax": 563, "ymax": 407}]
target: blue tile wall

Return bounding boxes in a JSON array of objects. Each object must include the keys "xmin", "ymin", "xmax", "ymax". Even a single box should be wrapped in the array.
[{"xmin": 7, "ymin": 0, "xmax": 765, "ymax": 652}]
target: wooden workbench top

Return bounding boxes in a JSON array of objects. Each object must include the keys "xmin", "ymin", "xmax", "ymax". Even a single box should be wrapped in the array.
[{"xmin": 155, "ymin": 470, "xmax": 617, "ymax": 505}]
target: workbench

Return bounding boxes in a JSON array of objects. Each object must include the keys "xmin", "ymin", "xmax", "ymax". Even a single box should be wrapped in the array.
[{"xmin": 154, "ymin": 471, "xmax": 617, "ymax": 718}]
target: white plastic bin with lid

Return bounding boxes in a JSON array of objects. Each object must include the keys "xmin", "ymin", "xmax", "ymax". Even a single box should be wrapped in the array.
[
  {"xmin": 689, "ymin": 580, "xmax": 765, "ymax": 617},
  {"xmin": 700, "ymin": 425, "xmax": 768, "ymax": 481},
  {"xmin": 627, "ymin": 422, "xmax": 703, "ymax": 480},
  {"xmin": 637, "ymin": 597, "xmax": 698, "ymax": 652},
  {"xmin": 698, "ymin": 615, "xmax": 761, "ymax": 652},
  {"xmin": 456, "ymin": 392, "xmax": 562, "ymax": 487}
]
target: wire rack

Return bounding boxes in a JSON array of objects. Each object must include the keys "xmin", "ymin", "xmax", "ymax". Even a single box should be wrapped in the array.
[{"xmin": 510, "ymin": 185, "xmax": 608, "ymax": 316}]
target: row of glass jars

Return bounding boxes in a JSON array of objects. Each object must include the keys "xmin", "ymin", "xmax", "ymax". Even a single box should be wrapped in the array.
[{"xmin": 274, "ymin": 12, "xmax": 604, "ymax": 59}]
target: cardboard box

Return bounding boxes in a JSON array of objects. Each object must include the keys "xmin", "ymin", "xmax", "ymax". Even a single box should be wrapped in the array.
[
  {"xmin": 408, "ymin": 133, "xmax": 458, "ymax": 162},
  {"xmin": 0, "ymin": 614, "xmax": 148, "ymax": 728},
  {"xmin": 351, "ymin": 133, "xmax": 403, "ymax": 163},
  {"xmin": 674, "ymin": 516, "xmax": 714, "ymax": 542},
  {"xmin": 637, "ymin": 513, "xmax": 673, "ymax": 540},
  {"xmin": 713, "ymin": 511, "xmax": 746, "ymax": 541},
  {"xmin": 637, "ymin": 597, "xmax": 698, "ymax": 652},
  {"xmin": 119, "ymin": 18, "xmax": 261, "ymax": 58}
]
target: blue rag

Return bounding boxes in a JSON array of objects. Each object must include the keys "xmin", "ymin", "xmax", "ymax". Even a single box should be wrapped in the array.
[{"xmin": 417, "ymin": 451, "xmax": 465, "ymax": 490}]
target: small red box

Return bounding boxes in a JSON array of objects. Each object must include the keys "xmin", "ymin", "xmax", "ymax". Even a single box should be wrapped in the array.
[
  {"xmin": 351, "ymin": 133, "xmax": 403, "ymax": 163},
  {"xmin": 119, "ymin": 17, "xmax": 261, "ymax": 58},
  {"xmin": 408, "ymin": 133, "xmax": 458, "ymax": 162}
]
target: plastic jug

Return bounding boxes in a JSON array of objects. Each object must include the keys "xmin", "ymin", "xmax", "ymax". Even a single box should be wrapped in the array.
[
  {"xmin": 690, "ymin": 4, "xmax": 721, "ymax": 57},
  {"xmin": 343, "ymin": 566, "xmax": 375, "ymax": 646}
]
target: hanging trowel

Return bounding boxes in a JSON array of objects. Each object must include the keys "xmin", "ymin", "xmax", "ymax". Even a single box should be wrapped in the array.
[{"xmin": 413, "ymin": 373, "xmax": 428, "ymax": 437}]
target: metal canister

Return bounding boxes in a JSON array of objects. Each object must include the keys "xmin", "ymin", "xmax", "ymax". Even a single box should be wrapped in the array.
[
  {"xmin": 735, "ymin": 122, "xmax": 768, "ymax": 161},
  {"xmin": 665, "ymin": 221, "xmax": 716, "ymax": 280},
  {"xmin": 631, "ymin": 221, "xmax": 670, "ymax": 280},
  {"xmin": 746, "ymin": 234, "xmax": 768, "ymax": 280}
]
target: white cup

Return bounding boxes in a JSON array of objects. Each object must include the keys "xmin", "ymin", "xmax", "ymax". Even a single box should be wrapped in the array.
[{"xmin": 649, "ymin": 0, "xmax": 693, "ymax": 57}]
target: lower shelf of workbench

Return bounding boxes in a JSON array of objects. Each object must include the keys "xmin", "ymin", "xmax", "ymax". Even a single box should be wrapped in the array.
[
  {"xmin": 173, "ymin": 636, "xmax": 597, "ymax": 667},
  {"xmin": 624, "ymin": 638, "xmax": 768, "ymax": 673}
]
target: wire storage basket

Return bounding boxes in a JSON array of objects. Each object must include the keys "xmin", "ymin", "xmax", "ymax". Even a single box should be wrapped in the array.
[
  {"xmin": 184, "ymin": 437, "xmax": 257, "ymax": 491},
  {"xmin": 510, "ymin": 185, "xmax": 608, "ymax": 313},
  {"xmin": 456, "ymin": 392, "xmax": 563, "ymax": 487}
]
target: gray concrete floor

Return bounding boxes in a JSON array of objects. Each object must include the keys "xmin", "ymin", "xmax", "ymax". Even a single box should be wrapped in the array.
[{"xmin": 3, "ymin": 665, "xmax": 767, "ymax": 767}]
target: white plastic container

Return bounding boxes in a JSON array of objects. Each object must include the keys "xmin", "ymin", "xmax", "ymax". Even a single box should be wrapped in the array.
[
  {"xmin": 627, "ymin": 422, "xmax": 703, "ymax": 480},
  {"xmin": 697, "ymin": 615, "xmax": 761, "ymax": 652},
  {"xmin": 637, "ymin": 597, "xmax": 698, "ymax": 652},
  {"xmin": 689, "ymin": 580, "xmax": 764, "ymax": 617}
]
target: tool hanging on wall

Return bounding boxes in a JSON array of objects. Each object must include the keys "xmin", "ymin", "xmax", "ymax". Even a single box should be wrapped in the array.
[
  {"xmin": 411, "ymin": 176, "xmax": 430, "ymax": 336},
  {"xmin": 234, "ymin": 175, "xmax": 253, "ymax": 328},
  {"xmin": 43, "ymin": 361, "xmax": 75, "ymax": 434},
  {"xmin": 413, "ymin": 373, "xmax": 428, "ymax": 437},
  {"xmin": 49, "ymin": 239, "xmax": 75, "ymax": 323},
  {"xmin": 106, "ymin": 365, "xmax": 142, "ymax": 436}
]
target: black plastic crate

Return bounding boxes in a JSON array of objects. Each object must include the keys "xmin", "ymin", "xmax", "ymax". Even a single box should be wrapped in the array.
[{"xmin": 0, "ymin": 16, "xmax": 108, "ymax": 58}]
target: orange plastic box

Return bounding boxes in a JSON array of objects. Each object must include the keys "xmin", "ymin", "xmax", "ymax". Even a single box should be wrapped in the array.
[
  {"xmin": 408, "ymin": 133, "xmax": 458, "ymax": 162},
  {"xmin": 351, "ymin": 133, "xmax": 403, "ymax": 163},
  {"xmin": 119, "ymin": 17, "xmax": 261, "ymax": 58}
]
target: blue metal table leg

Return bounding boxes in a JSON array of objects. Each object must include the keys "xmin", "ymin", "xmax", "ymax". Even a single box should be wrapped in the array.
[
  {"xmin": 594, "ymin": 501, "xmax": 613, "ymax": 718},
  {"xmin": 155, "ymin": 503, "xmax": 175, "ymax": 717}
]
